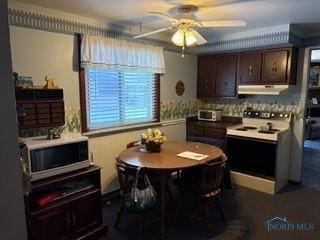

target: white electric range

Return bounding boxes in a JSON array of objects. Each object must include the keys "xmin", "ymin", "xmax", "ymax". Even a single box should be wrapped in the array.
[{"xmin": 226, "ymin": 110, "xmax": 293, "ymax": 195}]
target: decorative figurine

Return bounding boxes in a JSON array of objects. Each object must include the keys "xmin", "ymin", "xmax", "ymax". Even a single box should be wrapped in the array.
[{"xmin": 44, "ymin": 75, "xmax": 58, "ymax": 89}]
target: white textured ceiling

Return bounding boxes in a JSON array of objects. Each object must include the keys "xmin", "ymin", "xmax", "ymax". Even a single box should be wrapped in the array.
[{"xmin": 14, "ymin": 0, "xmax": 320, "ymax": 43}]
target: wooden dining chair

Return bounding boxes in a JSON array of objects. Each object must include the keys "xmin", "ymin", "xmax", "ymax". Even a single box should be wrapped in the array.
[
  {"xmin": 125, "ymin": 140, "xmax": 174, "ymax": 200},
  {"xmin": 176, "ymin": 157, "xmax": 227, "ymax": 234},
  {"xmin": 114, "ymin": 158, "xmax": 151, "ymax": 240},
  {"xmin": 198, "ymin": 158, "xmax": 227, "ymax": 222}
]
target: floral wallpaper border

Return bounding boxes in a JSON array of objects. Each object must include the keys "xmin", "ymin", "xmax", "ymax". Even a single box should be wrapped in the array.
[
  {"xmin": 160, "ymin": 99, "xmax": 305, "ymax": 122},
  {"xmin": 19, "ymin": 99, "xmax": 305, "ymax": 138}
]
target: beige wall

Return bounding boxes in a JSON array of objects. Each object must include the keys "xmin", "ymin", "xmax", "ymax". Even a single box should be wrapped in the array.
[
  {"xmin": 161, "ymin": 50, "xmax": 197, "ymax": 102},
  {"xmin": 10, "ymin": 26, "xmax": 80, "ymax": 107}
]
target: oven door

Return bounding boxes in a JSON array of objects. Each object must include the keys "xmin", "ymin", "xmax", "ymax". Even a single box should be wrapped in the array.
[{"xmin": 226, "ymin": 135, "xmax": 277, "ymax": 178}]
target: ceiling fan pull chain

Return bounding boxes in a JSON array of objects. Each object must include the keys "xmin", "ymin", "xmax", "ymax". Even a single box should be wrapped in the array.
[{"xmin": 181, "ymin": 31, "xmax": 186, "ymax": 58}]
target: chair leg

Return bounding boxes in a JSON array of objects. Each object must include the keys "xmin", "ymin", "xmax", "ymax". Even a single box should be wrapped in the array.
[
  {"xmin": 114, "ymin": 199, "xmax": 125, "ymax": 228},
  {"xmin": 166, "ymin": 181, "xmax": 174, "ymax": 200},
  {"xmin": 138, "ymin": 213, "xmax": 144, "ymax": 240},
  {"xmin": 216, "ymin": 196, "xmax": 226, "ymax": 221},
  {"xmin": 203, "ymin": 199, "xmax": 211, "ymax": 236}
]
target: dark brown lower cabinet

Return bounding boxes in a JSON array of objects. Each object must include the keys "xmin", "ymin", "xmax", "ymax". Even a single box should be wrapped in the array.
[
  {"xmin": 71, "ymin": 190, "xmax": 102, "ymax": 237},
  {"xmin": 25, "ymin": 166, "xmax": 107, "ymax": 240},
  {"xmin": 30, "ymin": 204, "xmax": 70, "ymax": 240}
]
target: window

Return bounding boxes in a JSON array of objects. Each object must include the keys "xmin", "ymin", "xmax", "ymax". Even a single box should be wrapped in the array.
[{"xmin": 80, "ymin": 69, "xmax": 159, "ymax": 131}]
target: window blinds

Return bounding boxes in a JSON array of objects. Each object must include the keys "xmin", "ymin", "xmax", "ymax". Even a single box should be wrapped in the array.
[{"xmin": 85, "ymin": 69, "xmax": 158, "ymax": 130}]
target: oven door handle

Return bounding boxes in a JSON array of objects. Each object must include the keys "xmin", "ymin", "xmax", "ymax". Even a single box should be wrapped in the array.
[{"xmin": 226, "ymin": 135, "xmax": 278, "ymax": 145}]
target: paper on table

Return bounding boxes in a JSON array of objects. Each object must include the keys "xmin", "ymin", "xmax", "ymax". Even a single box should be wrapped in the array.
[{"xmin": 177, "ymin": 151, "xmax": 209, "ymax": 161}]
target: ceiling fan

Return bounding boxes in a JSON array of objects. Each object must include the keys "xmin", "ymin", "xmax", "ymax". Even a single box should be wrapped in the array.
[{"xmin": 133, "ymin": 4, "xmax": 247, "ymax": 48}]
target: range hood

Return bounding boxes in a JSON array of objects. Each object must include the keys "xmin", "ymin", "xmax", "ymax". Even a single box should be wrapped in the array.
[{"xmin": 238, "ymin": 85, "xmax": 289, "ymax": 95}]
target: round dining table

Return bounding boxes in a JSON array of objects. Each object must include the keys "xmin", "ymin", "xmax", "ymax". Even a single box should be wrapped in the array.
[{"xmin": 117, "ymin": 141, "xmax": 225, "ymax": 240}]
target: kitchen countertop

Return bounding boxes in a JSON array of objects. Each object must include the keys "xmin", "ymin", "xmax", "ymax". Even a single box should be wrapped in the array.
[{"xmin": 186, "ymin": 116, "xmax": 242, "ymax": 129}]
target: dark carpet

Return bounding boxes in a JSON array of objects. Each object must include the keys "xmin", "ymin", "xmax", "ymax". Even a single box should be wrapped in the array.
[
  {"xmin": 302, "ymin": 140, "xmax": 320, "ymax": 190},
  {"xmin": 100, "ymin": 184, "xmax": 320, "ymax": 240}
]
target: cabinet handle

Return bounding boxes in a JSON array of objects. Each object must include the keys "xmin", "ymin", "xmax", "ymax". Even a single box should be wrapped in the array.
[
  {"xmin": 272, "ymin": 62, "xmax": 277, "ymax": 74},
  {"xmin": 205, "ymin": 79, "xmax": 208, "ymax": 89},
  {"xmin": 248, "ymin": 66, "xmax": 253, "ymax": 75}
]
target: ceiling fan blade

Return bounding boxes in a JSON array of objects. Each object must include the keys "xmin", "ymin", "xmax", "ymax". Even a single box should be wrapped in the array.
[
  {"xmin": 203, "ymin": 0, "xmax": 263, "ymax": 7},
  {"xmin": 165, "ymin": 0, "xmax": 262, "ymax": 7},
  {"xmin": 200, "ymin": 19, "xmax": 247, "ymax": 27},
  {"xmin": 190, "ymin": 30, "xmax": 207, "ymax": 45},
  {"xmin": 133, "ymin": 26, "xmax": 174, "ymax": 39},
  {"xmin": 149, "ymin": 12, "xmax": 177, "ymax": 22}
]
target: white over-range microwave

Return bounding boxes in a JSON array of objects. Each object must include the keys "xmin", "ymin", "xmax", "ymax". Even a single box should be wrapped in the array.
[
  {"xmin": 198, "ymin": 109, "xmax": 222, "ymax": 122},
  {"xmin": 20, "ymin": 135, "xmax": 91, "ymax": 181}
]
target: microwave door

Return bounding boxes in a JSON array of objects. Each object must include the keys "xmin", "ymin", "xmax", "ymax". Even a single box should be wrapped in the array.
[
  {"xmin": 200, "ymin": 111, "xmax": 211, "ymax": 120},
  {"xmin": 30, "ymin": 142, "xmax": 88, "ymax": 172}
]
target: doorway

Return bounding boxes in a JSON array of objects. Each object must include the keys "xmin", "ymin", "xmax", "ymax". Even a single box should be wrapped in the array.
[{"xmin": 302, "ymin": 49, "xmax": 320, "ymax": 189}]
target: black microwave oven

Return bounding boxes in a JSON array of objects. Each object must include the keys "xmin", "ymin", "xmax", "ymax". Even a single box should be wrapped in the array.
[{"xmin": 20, "ymin": 136, "xmax": 90, "ymax": 181}]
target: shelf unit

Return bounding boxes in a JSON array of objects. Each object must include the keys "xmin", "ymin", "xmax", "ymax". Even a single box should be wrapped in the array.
[
  {"xmin": 15, "ymin": 88, "xmax": 65, "ymax": 129},
  {"xmin": 305, "ymin": 56, "xmax": 320, "ymax": 139},
  {"xmin": 24, "ymin": 165, "xmax": 107, "ymax": 240}
]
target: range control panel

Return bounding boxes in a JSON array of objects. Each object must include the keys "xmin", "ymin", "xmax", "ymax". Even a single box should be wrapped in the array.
[{"xmin": 243, "ymin": 111, "xmax": 292, "ymax": 122}]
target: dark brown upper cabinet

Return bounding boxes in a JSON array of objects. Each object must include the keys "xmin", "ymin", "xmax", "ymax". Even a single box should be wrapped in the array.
[
  {"xmin": 215, "ymin": 55, "xmax": 238, "ymax": 98},
  {"xmin": 239, "ymin": 47, "xmax": 297, "ymax": 85},
  {"xmin": 197, "ymin": 56, "xmax": 216, "ymax": 98},
  {"xmin": 198, "ymin": 47, "xmax": 297, "ymax": 99},
  {"xmin": 197, "ymin": 54, "xmax": 237, "ymax": 99},
  {"xmin": 262, "ymin": 49, "xmax": 289, "ymax": 84},
  {"xmin": 240, "ymin": 52, "xmax": 262, "ymax": 84}
]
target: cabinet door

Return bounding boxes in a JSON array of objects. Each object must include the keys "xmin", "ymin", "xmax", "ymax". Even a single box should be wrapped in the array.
[
  {"xmin": 29, "ymin": 205, "xmax": 70, "ymax": 240},
  {"xmin": 70, "ymin": 190, "xmax": 102, "ymax": 237},
  {"xmin": 215, "ymin": 55, "xmax": 238, "ymax": 97},
  {"xmin": 17, "ymin": 102, "xmax": 37, "ymax": 127},
  {"xmin": 187, "ymin": 126, "xmax": 204, "ymax": 137},
  {"xmin": 197, "ymin": 56, "xmax": 216, "ymax": 98},
  {"xmin": 204, "ymin": 128, "xmax": 226, "ymax": 140},
  {"xmin": 262, "ymin": 50, "xmax": 289, "ymax": 84},
  {"xmin": 240, "ymin": 52, "xmax": 262, "ymax": 84}
]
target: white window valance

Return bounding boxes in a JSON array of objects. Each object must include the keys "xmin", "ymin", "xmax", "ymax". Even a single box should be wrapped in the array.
[{"xmin": 81, "ymin": 35, "xmax": 165, "ymax": 74}]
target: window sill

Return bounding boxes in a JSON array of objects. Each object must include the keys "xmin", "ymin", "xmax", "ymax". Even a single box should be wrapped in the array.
[
  {"xmin": 84, "ymin": 119, "xmax": 186, "ymax": 138},
  {"xmin": 84, "ymin": 122, "xmax": 162, "ymax": 138}
]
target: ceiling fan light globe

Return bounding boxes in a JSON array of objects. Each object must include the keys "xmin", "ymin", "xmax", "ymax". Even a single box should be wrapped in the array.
[
  {"xmin": 171, "ymin": 29, "xmax": 185, "ymax": 46},
  {"xmin": 185, "ymin": 31, "xmax": 197, "ymax": 46}
]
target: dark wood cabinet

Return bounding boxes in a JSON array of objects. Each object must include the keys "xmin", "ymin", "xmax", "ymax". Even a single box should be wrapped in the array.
[
  {"xmin": 197, "ymin": 54, "xmax": 237, "ymax": 98},
  {"xmin": 262, "ymin": 49, "xmax": 289, "ymax": 84},
  {"xmin": 15, "ymin": 88, "xmax": 65, "ymax": 129},
  {"xmin": 25, "ymin": 166, "xmax": 107, "ymax": 240},
  {"xmin": 240, "ymin": 52, "xmax": 262, "ymax": 84},
  {"xmin": 198, "ymin": 47, "xmax": 297, "ymax": 98},
  {"xmin": 239, "ymin": 47, "xmax": 297, "ymax": 85},
  {"xmin": 29, "ymin": 204, "xmax": 70, "ymax": 240},
  {"xmin": 186, "ymin": 117, "xmax": 242, "ymax": 150},
  {"xmin": 71, "ymin": 190, "xmax": 102, "ymax": 237},
  {"xmin": 197, "ymin": 56, "xmax": 215, "ymax": 98},
  {"xmin": 215, "ymin": 55, "xmax": 238, "ymax": 97}
]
